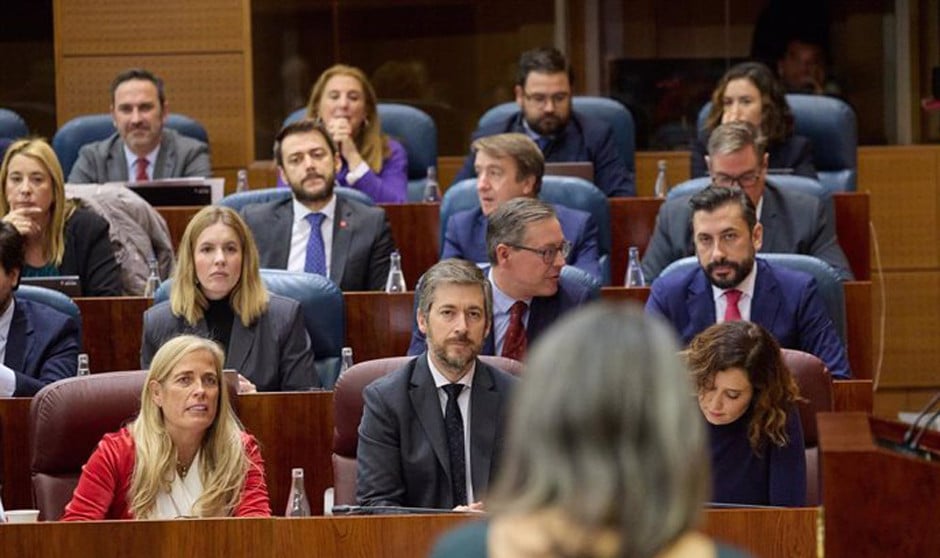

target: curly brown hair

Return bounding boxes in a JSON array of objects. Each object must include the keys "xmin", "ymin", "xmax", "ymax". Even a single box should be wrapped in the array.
[{"xmin": 704, "ymin": 61, "xmax": 794, "ymax": 146}]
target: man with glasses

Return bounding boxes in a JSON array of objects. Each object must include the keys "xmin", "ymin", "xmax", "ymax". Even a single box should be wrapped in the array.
[
  {"xmin": 409, "ymin": 198, "xmax": 597, "ymax": 358},
  {"xmin": 453, "ymin": 47, "xmax": 634, "ymax": 197},
  {"xmin": 641, "ymin": 121, "xmax": 852, "ymax": 281}
]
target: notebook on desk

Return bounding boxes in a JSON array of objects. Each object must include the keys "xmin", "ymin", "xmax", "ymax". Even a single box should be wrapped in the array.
[
  {"xmin": 544, "ymin": 161, "xmax": 594, "ymax": 182},
  {"xmin": 20, "ymin": 275, "xmax": 82, "ymax": 297}
]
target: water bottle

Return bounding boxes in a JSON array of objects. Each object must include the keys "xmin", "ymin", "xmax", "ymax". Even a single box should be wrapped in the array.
[
  {"xmin": 143, "ymin": 258, "xmax": 161, "ymax": 298},
  {"xmin": 77, "ymin": 353, "xmax": 90, "ymax": 377},
  {"xmin": 384, "ymin": 251, "xmax": 407, "ymax": 293},
  {"xmin": 340, "ymin": 347, "xmax": 354, "ymax": 374},
  {"xmin": 422, "ymin": 166, "xmax": 441, "ymax": 202},
  {"xmin": 653, "ymin": 159, "xmax": 668, "ymax": 198},
  {"xmin": 624, "ymin": 246, "xmax": 645, "ymax": 287},
  {"xmin": 285, "ymin": 468, "xmax": 311, "ymax": 517},
  {"xmin": 236, "ymin": 169, "xmax": 250, "ymax": 193}
]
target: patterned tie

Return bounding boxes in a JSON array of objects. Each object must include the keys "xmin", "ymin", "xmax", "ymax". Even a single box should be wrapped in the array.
[
  {"xmin": 304, "ymin": 213, "xmax": 327, "ymax": 275},
  {"xmin": 442, "ymin": 383, "xmax": 467, "ymax": 506},
  {"xmin": 724, "ymin": 289, "xmax": 743, "ymax": 322},
  {"xmin": 134, "ymin": 158, "xmax": 149, "ymax": 182},
  {"xmin": 501, "ymin": 301, "xmax": 528, "ymax": 360}
]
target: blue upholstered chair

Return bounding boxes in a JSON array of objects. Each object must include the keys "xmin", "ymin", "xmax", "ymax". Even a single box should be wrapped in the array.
[
  {"xmin": 219, "ymin": 185, "xmax": 373, "ymax": 212},
  {"xmin": 659, "ymin": 253, "xmax": 846, "ymax": 343},
  {"xmin": 0, "ymin": 108, "xmax": 29, "ymax": 140},
  {"xmin": 53, "ymin": 113, "xmax": 209, "ymax": 179},
  {"xmin": 14, "ymin": 284, "xmax": 83, "ymax": 346},
  {"xmin": 154, "ymin": 269, "xmax": 346, "ymax": 389},
  {"xmin": 282, "ymin": 103, "xmax": 437, "ymax": 202}
]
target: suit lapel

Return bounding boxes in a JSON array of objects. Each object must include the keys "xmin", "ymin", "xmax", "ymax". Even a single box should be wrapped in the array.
[
  {"xmin": 5, "ymin": 303, "xmax": 29, "ymax": 372},
  {"xmin": 408, "ymin": 357, "xmax": 451, "ymax": 480},
  {"xmin": 266, "ymin": 201, "xmax": 293, "ymax": 268},
  {"xmin": 468, "ymin": 363, "xmax": 498, "ymax": 496},
  {"xmin": 687, "ymin": 269, "xmax": 716, "ymax": 335},
  {"xmin": 225, "ymin": 317, "xmax": 255, "ymax": 376},
  {"xmin": 758, "ymin": 185, "xmax": 782, "ymax": 251},
  {"xmin": 750, "ymin": 260, "xmax": 781, "ymax": 328},
  {"xmin": 330, "ymin": 196, "xmax": 353, "ymax": 287},
  {"xmin": 107, "ymin": 139, "xmax": 128, "ymax": 182},
  {"xmin": 153, "ymin": 133, "xmax": 176, "ymax": 180},
  {"xmin": 526, "ymin": 294, "xmax": 557, "ymax": 343}
]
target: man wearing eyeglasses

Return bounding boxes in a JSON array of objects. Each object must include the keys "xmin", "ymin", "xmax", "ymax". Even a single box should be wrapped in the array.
[
  {"xmin": 641, "ymin": 121, "xmax": 852, "ymax": 282},
  {"xmin": 452, "ymin": 47, "xmax": 634, "ymax": 197},
  {"xmin": 409, "ymin": 198, "xmax": 597, "ymax": 358}
]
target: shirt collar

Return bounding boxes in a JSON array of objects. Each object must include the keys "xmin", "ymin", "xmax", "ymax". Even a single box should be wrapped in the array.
[
  {"xmin": 426, "ymin": 353, "xmax": 476, "ymax": 390},
  {"xmin": 292, "ymin": 194, "xmax": 336, "ymax": 225},
  {"xmin": 711, "ymin": 258, "xmax": 758, "ymax": 302},
  {"xmin": 123, "ymin": 143, "xmax": 160, "ymax": 171}
]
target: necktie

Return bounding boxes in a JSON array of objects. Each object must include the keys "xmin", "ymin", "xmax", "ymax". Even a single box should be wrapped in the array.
[
  {"xmin": 442, "ymin": 383, "xmax": 467, "ymax": 506},
  {"xmin": 501, "ymin": 301, "xmax": 528, "ymax": 360},
  {"xmin": 724, "ymin": 289, "xmax": 743, "ymax": 322},
  {"xmin": 134, "ymin": 158, "xmax": 149, "ymax": 182},
  {"xmin": 304, "ymin": 213, "xmax": 327, "ymax": 275},
  {"xmin": 535, "ymin": 136, "xmax": 551, "ymax": 152}
]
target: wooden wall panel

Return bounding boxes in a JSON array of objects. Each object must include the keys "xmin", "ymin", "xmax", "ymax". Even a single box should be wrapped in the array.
[{"xmin": 874, "ymin": 271, "xmax": 940, "ymax": 388}]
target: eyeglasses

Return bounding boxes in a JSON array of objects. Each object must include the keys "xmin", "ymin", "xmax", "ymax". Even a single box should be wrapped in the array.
[
  {"xmin": 712, "ymin": 170, "xmax": 761, "ymax": 188},
  {"xmin": 507, "ymin": 240, "xmax": 571, "ymax": 264},
  {"xmin": 523, "ymin": 92, "xmax": 570, "ymax": 107}
]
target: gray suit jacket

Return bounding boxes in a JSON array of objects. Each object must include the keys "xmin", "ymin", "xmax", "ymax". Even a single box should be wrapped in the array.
[
  {"xmin": 68, "ymin": 128, "xmax": 211, "ymax": 183},
  {"xmin": 356, "ymin": 355, "xmax": 516, "ymax": 509},
  {"xmin": 641, "ymin": 182, "xmax": 853, "ymax": 282},
  {"xmin": 139, "ymin": 294, "xmax": 319, "ymax": 392},
  {"xmin": 241, "ymin": 195, "xmax": 395, "ymax": 291}
]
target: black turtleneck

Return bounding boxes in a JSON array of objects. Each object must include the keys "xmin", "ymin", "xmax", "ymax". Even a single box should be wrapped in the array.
[{"xmin": 204, "ymin": 298, "xmax": 235, "ymax": 351}]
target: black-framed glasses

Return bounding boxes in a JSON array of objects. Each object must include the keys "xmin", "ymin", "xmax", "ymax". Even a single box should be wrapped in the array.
[
  {"xmin": 712, "ymin": 170, "xmax": 761, "ymax": 188},
  {"xmin": 508, "ymin": 240, "xmax": 571, "ymax": 264},
  {"xmin": 523, "ymin": 92, "xmax": 570, "ymax": 107}
]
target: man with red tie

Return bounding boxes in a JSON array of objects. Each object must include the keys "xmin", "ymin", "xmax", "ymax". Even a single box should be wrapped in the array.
[{"xmin": 645, "ymin": 185, "xmax": 850, "ymax": 378}]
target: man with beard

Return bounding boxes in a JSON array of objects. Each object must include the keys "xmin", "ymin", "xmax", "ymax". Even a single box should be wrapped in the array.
[
  {"xmin": 453, "ymin": 47, "xmax": 634, "ymax": 197},
  {"xmin": 645, "ymin": 185, "xmax": 850, "ymax": 378},
  {"xmin": 242, "ymin": 119, "xmax": 394, "ymax": 291},
  {"xmin": 68, "ymin": 68, "xmax": 211, "ymax": 183},
  {"xmin": 357, "ymin": 258, "xmax": 517, "ymax": 509}
]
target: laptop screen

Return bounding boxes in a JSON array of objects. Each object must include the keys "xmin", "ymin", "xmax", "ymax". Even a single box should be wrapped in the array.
[{"xmin": 19, "ymin": 275, "xmax": 82, "ymax": 297}]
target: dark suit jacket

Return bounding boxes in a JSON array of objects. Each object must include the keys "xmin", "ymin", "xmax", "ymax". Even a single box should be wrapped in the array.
[
  {"xmin": 357, "ymin": 355, "xmax": 517, "ymax": 508},
  {"xmin": 453, "ymin": 112, "xmax": 634, "ymax": 197},
  {"xmin": 140, "ymin": 294, "xmax": 319, "ymax": 391},
  {"xmin": 645, "ymin": 258, "xmax": 851, "ymax": 378},
  {"xmin": 58, "ymin": 207, "xmax": 123, "ymax": 296},
  {"xmin": 690, "ymin": 133, "xmax": 817, "ymax": 179},
  {"xmin": 441, "ymin": 205, "xmax": 601, "ymax": 281},
  {"xmin": 67, "ymin": 129, "xmax": 211, "ymax": 183},
  {"xmin": 241, "ymin": 195, "xmax": 395, "ymax": 291},
  {"xmin": 641, "ymin": 182, "xmax": 853, "ymax": 282},
  {"xmin": 6, "ymin": 298, "xmax": 81, "ymax": 396}
]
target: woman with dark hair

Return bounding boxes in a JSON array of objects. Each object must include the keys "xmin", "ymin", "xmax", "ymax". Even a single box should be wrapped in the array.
[
  {"xmin": 691, "ymin": 61, "xmax": 816, "ymax": 180},
  {"xmin": 686, "ymin": 320, "xmax": 806, "ymax": 507}
]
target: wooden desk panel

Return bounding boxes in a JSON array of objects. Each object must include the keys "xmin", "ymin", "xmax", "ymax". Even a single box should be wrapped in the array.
[
  {"xmin": 0, "ymin": 398, "xmax": 32, "ymax": 510},
  {"xmin": 380, "ymin": 203, "xmax": 440, "ymax": 287},
  {"xmin": 155, "ymin": 206, "xmax": 201, "ymax": 251},
  {"xmin": 344, "ymin": 292, "xmax": 415, "ymax": 361},
  {"xmin": 75, "ymin": 297, "xmax": 150, "ymax": 374}
]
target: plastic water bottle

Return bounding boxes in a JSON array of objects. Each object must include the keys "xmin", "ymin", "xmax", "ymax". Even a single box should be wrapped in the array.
[
  {"xmin": 422, "ymin": 166, "xmax": 441, "ymax": 202},
  {"xmin": 654, "ymin": 160, "xmax": 668, "ymax": 198},
  {"xmin": 143, "ymin": 258, "xmax": 161, "ymax": 298},
  {"xmin": 340, "ymin": 347, "xmax": 354, "ymax": 374},
  {"xmin": 384, "ymin": 251, "xmax": 407, "ymax": 293},
  {"xmin": 285, "ymin": 468, "xmax": 311, "ymax": 517},
  {"xmin": 236, "ymin": 169, "xmax": 249, "ymax": 193},
  {"xmin": 77, "ymin": 353, "xmax": 90, "ymax": 377},
  {"xmin": 624, "ymin": 246, "xmax": 646, "ymax": 286}
]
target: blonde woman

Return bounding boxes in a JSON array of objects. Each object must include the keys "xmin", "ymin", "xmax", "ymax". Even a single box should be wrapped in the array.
[{"xmin": 63, "ymin": 335, "xmax": 271, "ymax": 520}]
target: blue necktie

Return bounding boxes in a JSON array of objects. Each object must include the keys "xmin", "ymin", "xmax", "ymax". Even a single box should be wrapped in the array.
[
  {"xmin": 535, "ymin": 136, "xmax": 551, "ymax": 152},
  {"xmin": 442, "ymin": 383, "xmax": 467, "ymax": 506},
  {"xmin": 304, "ymin": 213, "xmax": 327, "ymax": 275}
]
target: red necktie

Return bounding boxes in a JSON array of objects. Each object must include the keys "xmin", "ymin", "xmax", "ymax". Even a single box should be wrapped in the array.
[
  {"xmin": 724, "ymin": 289, "xmax": 742, "ymax": 322},
  {"xmin": 501, "ymin": 301, "xmax": 528, "ymax": 360},
  {"xmin": 135, "ymin": 158, "xmax": 149, "ymax": 182}
]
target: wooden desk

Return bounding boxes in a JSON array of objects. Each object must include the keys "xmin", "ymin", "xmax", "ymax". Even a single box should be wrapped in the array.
[
  {"xmin": 155, "ymin": 206, "xmax": 201, "ymax": 251},
  {"xmin": 75, "ymin": 297, "xmax": 151, "ymax": 374}
]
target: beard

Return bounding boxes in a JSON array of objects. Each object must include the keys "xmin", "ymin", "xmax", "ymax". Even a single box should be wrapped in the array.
[
  {"xmin": 430, "ymin": 333, "xmax": 482, "ymax": 377},
  {"xmin": 289, "ymin": 170, "xmax": 335, "ymax": 204},
  {"xmin": 525, "ymin": 113, "xmax": 567, "ymax": 137},
  {"xmin": 705, "ymin": 256, "xmax": 754, "ymax": 289}
]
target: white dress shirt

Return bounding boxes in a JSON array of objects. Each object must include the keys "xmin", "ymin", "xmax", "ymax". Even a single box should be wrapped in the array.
[
  {"xmin": 123, "ymin": 144, "xmax": 160, "ymax": 182},
  {"xmin": 426, "ymin": 354, "xmax": 475, "ymax": 505},
  {"xmin": 712, "ymin": 262, "xmax": 758, "ymax": 323},
  {"xmin": 488, "ymin": 269, "xmax": 531, "ymax": 356},
  {"xmin": 287, "ymin": 195, "xmax": 336, "ymax": 275},
  {"xmin": 154, "ymin": 451, "xmax": 204, "ymax": 519}
]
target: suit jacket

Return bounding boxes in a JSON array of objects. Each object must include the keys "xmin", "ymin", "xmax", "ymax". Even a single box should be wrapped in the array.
[
  {"xmin": 5, "ymin": 298, "xmax": 81, "ymax": 396},
  {"xmin": 67, "ymin": 129, "xmax": 211, "ymax": 183},
  {"xmin": 242, "ymin": 195, "xmax": 395, "ymax": 291},
  {"xmin": 407, "ymin": 269, "xmax": 598, "ymax": 356},
  {"xmin": 356, "ymin": 355, "xmax": 517, "ymax": 508},
  {"xmin": 690, "ymin": 133, "xmax": 817, "ymax": 179},
  {"xmin": 140, "ymin": 294, "xmax": 319, "ymax": 391},
  {"xmin": 453, "ymin": 112, "xmax": 634, "ymax": 197},
  {"xmin": 641, "ymin": 182, "xmax": 853, "ymax": 282},
  {"xmin": 58, "ymin": 207, "xmax": 123, "ymax": 296},
  {"xmin": 441, "ymin": 205, "xmax": 601, "ymax": 281},
  {"xmin": 645, "ymin": 258, "xmax": 851, "ymax": 378}
]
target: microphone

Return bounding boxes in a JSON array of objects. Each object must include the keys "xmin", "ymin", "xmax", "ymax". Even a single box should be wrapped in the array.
[
  {"xmin": 908, "ymin": 405, "xmax": 940, "ymax": 455},
  {"xmin": 902, "ymin": 391, "xmax": 940, "ymax": 447}
]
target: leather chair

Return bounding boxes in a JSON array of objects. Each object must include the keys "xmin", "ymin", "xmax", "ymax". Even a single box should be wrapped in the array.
[
  {"xmin": 219, "ymin": 185, "xmax": 374, "ymax": 212},
  {"xmin": 439, "ymin": 177, "xmax": 612, "ymax": 284},
  {"xmin": 781, "ymin": 348, "xmax": 833, "ymax": 506},
  {"xmin": 52, "ymin": 113, "xmax": 210, "ymax": 179},
  {"xmin": 476, "ymin": 96, "xmax": 636, "ymax": 182},
  {"xmin": 154, "ymin": 269, "xmax": 346, "ymax": 389},
  {"xmin": 283, "ymin": 103, "xmax": 438, "ymax": 202},
  {"xmin": 331, "ymin": 355, "xmax": 524, "ymax": 506},
  {"xmin": 0, "ymin": 108, "xmax": 29, "ymax": 139}
]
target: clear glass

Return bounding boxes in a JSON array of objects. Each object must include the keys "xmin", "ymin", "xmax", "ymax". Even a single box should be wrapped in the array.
[
  {"xmin": 285, "ymin": 467, "xmax": 311, "ymax": 517},
  {"xmin": 384, "ymin": 251, "xmax": 407, "ymax": 293},
  {"xmin": 143, "ymin": 258, "xmax": 161, "ymax": 298},
  {"xmin": 77, "ymin": 353, "xmax": 90, "ymax": 377},
  {"xmin": 423, "ymin": 166, "xmax": 441, "ymax": 202},
  {"xmin": 653, "ymin": 160, "xmax": 668, "ymax": 198},
  {"xmin": 624, "ymin": 246, "xmax": 646, "ymax": 287},
  {"xmin": 236, "ymin": 169, "xmax": 250, "ymax": 193},
  {"xmin": 340, "ymin": 346, "xmax": 354, "ymax": 374}
]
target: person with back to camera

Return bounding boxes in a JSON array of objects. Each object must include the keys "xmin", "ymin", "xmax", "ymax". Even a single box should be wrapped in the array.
[
  {"xmin": 141, "ymin": 205, "xmax": 319, "ymax": 393},
  {"xmin": 686, "ymin": 320, "xmax": 806, "ymax": 507},
  {"xmin": 430, "ymin": 303, "xmax": 751, "ymax": 558},
  {"xmin": 691, "ymin": 62, "xmax": 816, "ymax": 180},
  {"xmin": 63, "ymin": 335, "xmax": 271, "ymax": 520}
]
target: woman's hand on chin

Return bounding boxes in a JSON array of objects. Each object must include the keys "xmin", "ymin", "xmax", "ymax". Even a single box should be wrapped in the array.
[{"xmin": 3, "ymin": 207, "xmax": 43, "ymax": 237}]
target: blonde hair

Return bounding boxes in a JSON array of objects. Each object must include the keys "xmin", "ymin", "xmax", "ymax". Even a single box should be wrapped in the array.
[
  {"xmin": 171, "ymin": 206, "xmax": 268, "ymax": 327},
  {"xmin": 0, "ymin": 138, "xmax": 67, "ymax": 266},
  {"xmin": 305, "ymin": 64, "xmax": 389, "ymax": 173},
  {"xmin": 128, "ymin": 335, "xmax": 252, "ymax": 518}
]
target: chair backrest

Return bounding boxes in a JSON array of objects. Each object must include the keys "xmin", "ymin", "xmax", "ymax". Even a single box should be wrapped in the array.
[
  {"xmin": 53, "ymin": 113, "xmax": 209, "ymax": 179},
  {"xmin": 154, "ymin": 269, "xmax": 346, "ymax": 389},
  {"xmin": 219, "ymin": 185, "xmax": 373, "ymax": 213},
  {"xmin": 0, "ymin": 108, "xmax": 29, "ymax": 139},
  {"xmin": 781, "ymin": 348, "xmax": 833, "ymax": 506},
  {"xmin": 14, "ymin": 285, "xmax": 81, "ymax": 321},
  {"xmin": 330, "ymin": 355, "xmax": 523, "ymax": 506},
  {"xmin": 696, "ymin": 94, "xmax": 857, "ymax": 193}
]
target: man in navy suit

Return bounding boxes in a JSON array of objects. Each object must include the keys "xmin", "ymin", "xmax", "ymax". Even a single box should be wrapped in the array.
[
  {"xmin": 645, "ymin": 185, "xmax": 850, "ymax": 378},
  {"xmin": 453, "ymin": 47, "xmax": 634, "ymax": 197},
  {"xmin": 358, "ymin": 258, "xmax": 517, "ymax": 509},
  {"xmin": 0, "ymin": 222, "xmax": 80, "ymax": 396},
  {"xmin": 410, "ymin": 198, "xmax": 597, "ymax": 357},
  {"xmin": 442, "ymin": 133, "xmax": 601, "ymax": 281}
]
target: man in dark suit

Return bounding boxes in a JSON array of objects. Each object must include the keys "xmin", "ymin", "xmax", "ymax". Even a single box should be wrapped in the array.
[
  {"xmin": 358, "ymin": 259, "xmax": 517, "ymax": 509},
  {"xmin": 442, "ymin": 132, "xmax": 601, "ymax": 281},
  {"xmin": 642, "ymin": 121, "xmax": 852, "ymax": 282},
  {"xmin": 453, "ymin": 47, "xmax": 634, "ymax": 197},
  {"xmin": 410, "ymin": 198, "xmax": 597, "ymax": 356},
  {"xmin": 242, "ymin": 119, "xmax": 394, "ymax": 291},
  {"xmin": 645, "ymin": 185, "xmax": 850, "ymax": 378},
  {"xmin": 68, "ymin": 68, "xmax": 211, "ymax": 183},
  {"xmin": 0, "ymin": 222, "xmax": 80, "ymax": 396}
]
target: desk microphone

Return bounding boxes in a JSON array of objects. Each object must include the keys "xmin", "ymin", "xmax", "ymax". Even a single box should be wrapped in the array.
[
  {"xmin": 908, "ymin": 405, "xmax": 940, "ymax": 456},
  {"xmin": 902, "ymin": 391, "xmax": 940, "ymax": 447}
]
